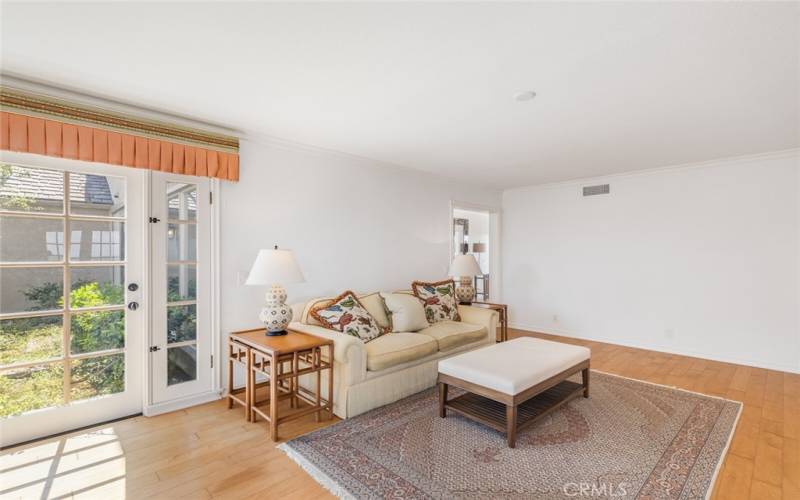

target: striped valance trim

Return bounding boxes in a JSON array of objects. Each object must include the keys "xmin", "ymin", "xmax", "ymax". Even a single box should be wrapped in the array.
[
  {"xmin": 1, "ymin": 86, "xmax": 238, "ymax": 153},
  {"xmin": 1, "ymin": 111, "xmax": 239, "ymax": 181}
]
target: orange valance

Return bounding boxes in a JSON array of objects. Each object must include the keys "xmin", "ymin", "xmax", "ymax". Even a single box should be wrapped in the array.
[
  {"xmin": 0, "ymin": 86, "xmax": 239, "ymax": 181},
  {"xmin": 1, "ymin": 111, "xmax": 239, "ymax": 181}
]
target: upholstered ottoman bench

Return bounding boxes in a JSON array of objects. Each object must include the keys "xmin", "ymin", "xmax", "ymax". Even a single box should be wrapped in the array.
[{"xmin": 437, "ymin": 337, "xmax": 590, "ymax": 448}]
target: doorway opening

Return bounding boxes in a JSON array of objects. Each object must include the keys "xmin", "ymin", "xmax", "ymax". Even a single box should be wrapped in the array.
[{"xmin": 452, "ymin": 205, "xmax": 497, "ymax": 302}]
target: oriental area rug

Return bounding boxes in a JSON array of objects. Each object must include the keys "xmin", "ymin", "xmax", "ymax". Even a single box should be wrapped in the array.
[{"xmin": 280, "ymin": 371, "xmax": 741, "ymax": 500}]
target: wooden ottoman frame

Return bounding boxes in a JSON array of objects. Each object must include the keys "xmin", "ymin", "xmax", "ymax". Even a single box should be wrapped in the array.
[{"xmin": 438, "ymin": 359, "xmax": 590, "ymax": 448}]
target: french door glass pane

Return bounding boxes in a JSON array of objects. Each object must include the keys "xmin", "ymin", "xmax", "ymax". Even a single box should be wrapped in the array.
[
  {"xmin": 0, "ymin": 267, "xmax": 64, "ymax": 314},
  {"xmin": 0, "ymin": 216, "xmax": 65, "ymax": 262},
  {"xmin": 167, "ymin": 184, "xmax": 197, "ymax": 221},
  {"xmin": 0, "ymin": 165, "xmax": 64, "ymax": 214},
  {"xmin": 168, "ymin": 346, "xmax": 197, "ymax": 386},
  {"xmin": 70, "ymin": 353, "xmax": 125, "ymax": 401},
  {"xmin": 70, "ymin": 310, "xmax": 125, "ymax": 355},
  {"xmin": 167, "ymin": 223, "xmax": 197, "ymax": 261},
  {"xmin": 0, "ymin": 163, "xmax": 131, "ymax": 421},
  {"xmin": 168, "ymin": 264, "xmax": 196, "ymax": 301},
  {"xmin": 69, "ymin": 220, "xmax": 125, "ymax": 261},
  {"xmin": 164, "ymin": 181, "xmax": 198, "ymax": 387},
  {"xmin": 69, "ymin": 172, "xmax": 126, "ymax": 217},
  {"xmin": 70, "ymin": 266, "xmax": 125, "ymax": 307},
  {"xmin": 167, "ymin": 305, "xmax": 196, "ymax": 343},
  {"xmin": 0, "ymin": 363, "xmax": 64, "ymax": 418},
  {"xmin": 0, "ymin": 316, "xmax": 63, "ymax": 365}
]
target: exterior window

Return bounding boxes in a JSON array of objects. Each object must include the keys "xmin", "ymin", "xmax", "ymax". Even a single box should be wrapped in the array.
[
  {"xmin": 91, "ymin": 230, "xmax": 121, "ymax": 259},
  {"xmin": 45, "ymin": 231, "xmax": 81, "ymax": 259},
  {"xmin": 45, "ymin": 231, "xmax": 64, "ymax": 259}
]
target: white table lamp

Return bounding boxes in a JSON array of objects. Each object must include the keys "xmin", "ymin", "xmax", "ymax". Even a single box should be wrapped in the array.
[
  {"xmin": 449, "ymin": 253, "xmax": 482, "ymax": 304},
  {"xmin": 245, "ymin": 246, "xmax": 305, "ymax": 335}
]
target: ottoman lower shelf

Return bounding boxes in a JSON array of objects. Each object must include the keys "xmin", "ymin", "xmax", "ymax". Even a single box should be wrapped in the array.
[{"xmin": 444, "ymin": 380, "xmax": 584, "ymax": 435}]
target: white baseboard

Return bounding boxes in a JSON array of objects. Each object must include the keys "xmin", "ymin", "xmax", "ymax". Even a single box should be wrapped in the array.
[
  {"xmin": 143, "ymin": 390, "xmax": 223, "ymax": 417},
  {"xmin": 509, "ymin": 323, "xmax": 800, "ymax": 375}
]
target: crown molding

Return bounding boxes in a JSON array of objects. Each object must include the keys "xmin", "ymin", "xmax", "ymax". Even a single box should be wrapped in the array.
[
  {"xmin": 0, "ymin": 72, "xmax": 241, "ymax": 138},
  {"xmin": 504, "ymin": 148, "xmax": 800, "ymax": 194}
]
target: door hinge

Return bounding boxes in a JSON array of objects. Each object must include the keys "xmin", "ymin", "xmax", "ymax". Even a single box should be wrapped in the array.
[
  {"xmin": 209, "ymin": 192, "xmax": 213, "ymax": 204},
  {"xmin": 149, "ymin": 217, "xmax": 161, "ymax": 223},
  {"xmin": 210, "ymin": 355, "xmax": 214, "ymax": 368},
  {"xmin": 149, "ymin": 345, "xmax": 160, "ymax": 352}
]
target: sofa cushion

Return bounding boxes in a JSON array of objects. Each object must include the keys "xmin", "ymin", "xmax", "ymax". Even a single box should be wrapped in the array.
[
  {"xmin": 418, "ymin": 320, "xmax": 486, "ymax": 352},
  {"xmin": 311, "ymin": 290, "xmax": 386, "ymax": 343},
  {"xmin": 380, "ymin": 292, "xmax": 428, "ymax": 332},
  {"xmin": 412, "ymin": 280, "xmax": 461, "ymax": 323},
  {"xmin": 358, "ymin": 292, "xmax": 391, "ymax": 330},
  {"xmin": 365, "ymin": 332, "xmax": 438, "ymax": 371}
]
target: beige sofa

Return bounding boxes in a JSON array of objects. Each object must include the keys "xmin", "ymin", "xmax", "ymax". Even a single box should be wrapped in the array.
[{"xmin": 290, "ymin": 292, "xmax": 499, "ymax": 418}]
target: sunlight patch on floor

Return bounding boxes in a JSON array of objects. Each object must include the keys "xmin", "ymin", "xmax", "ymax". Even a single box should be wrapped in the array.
[{"xmin": 0, "ymin": 427, "xmax": 126, "ymax": 499}]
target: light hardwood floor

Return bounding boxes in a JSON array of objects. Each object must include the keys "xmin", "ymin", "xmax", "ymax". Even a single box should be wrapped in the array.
[{"xmin": 1, "ymin": 328, "xmax": 798, "ymax": 499}]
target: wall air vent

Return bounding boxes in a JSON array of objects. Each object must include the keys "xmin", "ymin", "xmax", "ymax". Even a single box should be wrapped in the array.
[{"xmin": 582, "ymin": 184, "xmax": 610, "ymax": 196}]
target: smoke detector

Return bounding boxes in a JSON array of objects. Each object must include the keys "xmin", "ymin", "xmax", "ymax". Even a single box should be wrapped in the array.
[{"xmin": 514, "ymin": 91, "xmax": 537, "ymax": 102}]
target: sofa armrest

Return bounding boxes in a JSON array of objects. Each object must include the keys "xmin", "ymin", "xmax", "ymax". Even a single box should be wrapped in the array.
[
  {"xmin": 457, "ymin": 305, "xmax": 499, "ymax": 343},
  {"xmin": 289, "ymin": 322, "xmax": 367, "ymax": 385}
]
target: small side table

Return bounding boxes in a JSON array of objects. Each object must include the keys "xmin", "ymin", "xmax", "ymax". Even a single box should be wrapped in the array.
[
  {"xmin": 469, "ymin": 302, "xmax": 508, "ymax": 342},
  {"xmin": 229, "ymin": 328, "xmax": 334, "ymax": 441}
]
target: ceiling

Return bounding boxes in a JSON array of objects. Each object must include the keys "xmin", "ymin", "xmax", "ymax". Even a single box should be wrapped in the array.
[{"xmin": 2, "ymin": 2, "xmax": 798, "ymax": 189}]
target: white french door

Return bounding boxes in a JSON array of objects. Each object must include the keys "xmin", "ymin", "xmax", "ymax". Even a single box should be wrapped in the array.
[
  {"xmin": 0, "ymin": 154, "xmax": 145, "ymax": 447},
  {"xmin": 149, "ymin": 172, "xmax": 212, "ymax": 406}
]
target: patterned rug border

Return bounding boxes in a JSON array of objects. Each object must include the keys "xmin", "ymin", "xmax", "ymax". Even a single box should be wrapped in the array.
[
  {"xmin": 279, "ymin": 370, "xmax": 743, "ymax": 500},
  {"xmin": 278, "ymin": 441, "xmax": 357, "ymax": 500},
  {"xmin": 590, "ymin": 370, "xmax": 743, "ymax": 500}
]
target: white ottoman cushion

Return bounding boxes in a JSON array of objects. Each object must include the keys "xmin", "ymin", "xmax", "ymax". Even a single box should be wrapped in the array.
[{"xmin": 438, "ymin": 337, "xmax": 590, "ymax": 395}]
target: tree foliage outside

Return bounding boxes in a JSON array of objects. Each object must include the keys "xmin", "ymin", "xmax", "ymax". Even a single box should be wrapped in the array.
[
  {"xmin": 0, "ymin": 281, "xmax": 125, "ymax": 418},
  {"xmin": 167, "ymin": 275, "xmax": 197, "ymax": 343}
]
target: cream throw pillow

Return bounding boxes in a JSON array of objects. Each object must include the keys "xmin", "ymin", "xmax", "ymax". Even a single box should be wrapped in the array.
[
  {"xmin": 358, "ymin": 292, "xmax": 391, "ymax": 331},
  {"xmin": 380, "ymin": 292, "xmax": 429, "ymax": 332}
]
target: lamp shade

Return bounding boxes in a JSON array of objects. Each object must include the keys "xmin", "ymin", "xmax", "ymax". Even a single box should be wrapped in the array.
[
  {"xmin": 245, "ymin": 248, "xmax": 305, "ymax": 285},
  {"xmin": 449, "ymin": 254, "xmax": 482, "ymax": 277}
]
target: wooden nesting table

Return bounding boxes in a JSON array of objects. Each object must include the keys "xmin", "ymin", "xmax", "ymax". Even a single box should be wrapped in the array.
[{"xmin": 228, "ymin": 328, "xmax": 333, "ymax": 441}]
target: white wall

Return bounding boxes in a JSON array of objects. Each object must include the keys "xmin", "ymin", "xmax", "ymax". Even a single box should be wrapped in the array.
[
  {"xmin": 220, "ymin": 138, "xmax": 501, "ymax": 346},
  {"xmin": 502, "ymin": 151, "xmax": 800, "ymax": 373}
]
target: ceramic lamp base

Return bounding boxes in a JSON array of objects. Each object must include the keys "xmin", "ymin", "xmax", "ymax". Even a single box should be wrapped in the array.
[
  {"xmin": 259, "ymin": 284, "xmax": 293, "ymax": 334},
  {"xmin": 455, "ymin": 276, "xmax": 475, "ymax": 305}
]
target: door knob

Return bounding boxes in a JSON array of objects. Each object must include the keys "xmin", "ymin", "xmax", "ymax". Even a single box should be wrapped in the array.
[{"xmin": 127, "ymin": 301, "xmax": 139, "ymax": 311}]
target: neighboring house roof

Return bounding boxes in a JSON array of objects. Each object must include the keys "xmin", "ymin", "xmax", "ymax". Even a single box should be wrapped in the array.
[{"xmin": 0, "ymin": 165, "xmax": 113, "ymax": 205}]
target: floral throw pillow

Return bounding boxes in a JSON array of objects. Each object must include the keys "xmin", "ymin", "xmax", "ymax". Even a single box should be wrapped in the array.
[
  {"xmin": 310, "ymin": 290, "xmax": 386, "ymax": 343},
  {"xmin": 411, "ymin": 280, "xmax": 461, "ymax": 324}
]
